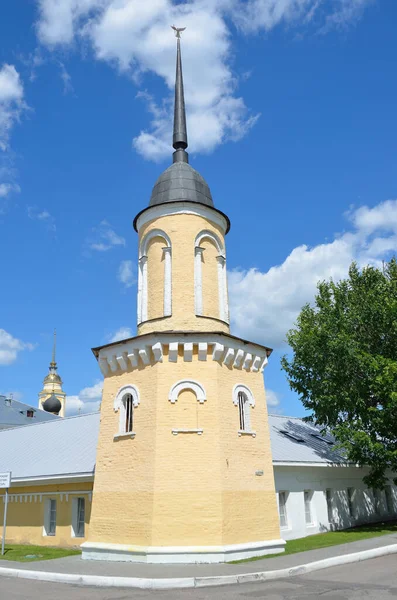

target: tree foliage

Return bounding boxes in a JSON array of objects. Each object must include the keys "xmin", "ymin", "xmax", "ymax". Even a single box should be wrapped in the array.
[{"xmin": 281, "ymin": 258, "xmax": 397, "ymax": 489}]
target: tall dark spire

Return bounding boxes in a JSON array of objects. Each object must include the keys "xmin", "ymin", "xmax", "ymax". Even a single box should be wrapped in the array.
[{"xmin": 171, "ymin": 26, "xmax": 188, "ymax": 164}]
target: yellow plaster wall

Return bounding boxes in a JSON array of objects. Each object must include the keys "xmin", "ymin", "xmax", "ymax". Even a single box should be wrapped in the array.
[
  {"xmin": 1, "ymin": 482, "xmax": 92, "ymax": 547},
  {"xmin": 147, "ymin": 236, "xmax": 166, "ymax": 321},
  {"xmin": 87, "ymin": 346, "xmax": 281, "ymax": 549},
  {"xmin": 201, "ymin": 238, "xmax": 220, "ymax": 319},
  {"xmin": 138, "ymin": 213, "xmax": 229, "ymax": 335}
]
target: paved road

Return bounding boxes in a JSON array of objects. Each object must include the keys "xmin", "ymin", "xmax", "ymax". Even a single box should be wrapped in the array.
[{"xmin": 0, "ymin": 555, "xmax": 396, "ymax": 599}]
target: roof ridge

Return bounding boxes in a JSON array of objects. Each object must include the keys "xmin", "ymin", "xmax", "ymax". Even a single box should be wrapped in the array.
[
  {"xmin": 0, "ymin": 411, "xmax": 100, "ymax": 434},
  {"xmin": 268, "ymin": 413, "xmax": 308, "ymax": 420}
]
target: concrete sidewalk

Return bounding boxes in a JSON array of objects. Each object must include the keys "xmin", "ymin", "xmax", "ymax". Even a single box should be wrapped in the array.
[{"xmin": 0, "ymin": 533, "xmax": 396, "ymax": 589}]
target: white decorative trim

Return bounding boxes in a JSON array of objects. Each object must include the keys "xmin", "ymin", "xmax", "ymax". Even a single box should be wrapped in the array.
[
  {"xmin": 194, "ymin": 246, "xmax": 204, "ymax": 316},
  {"xmin": 98, "ymin": 333, "xmax": 269, "ymax": 375},
  {"xmin": 136, "ymin": 202, "xmax": 228, "ymax": 235},
  {"xmin": 233, "ymin": 384, "xmax": 255, "ymax": 408},
  {"xmin": 172, "ymin": 429, "xmax": 203, "ymax": 435},
  {"xmin": 113, "ymin": 432, "xmax": 136, "ymax": 440},
  {"xmin": 114, "ymin": 385, "xmax": 140, "ymax": 412},
  {"xmin": 138, "ymin": 229, "xmax": 172, "ymax": 325},
  {"xmin": 238, "ymin": 430, "xmax": 256, "ymax": 437},
  {"xmin": 169, "ymin": 380, "xmax": 206, "ymax": 404},
  {"xmin": 183, "ymin": 342, "xmax": 193, "ymax": 362},
  {"xmin": 198, "ymin": 342, "xmax": 207, "ymax": 361},
  {"xmin": 195, "ymin": 230, "xmax": 224, "ymax": 254},
  {"xmin": 81, "ymin": 538, "xmax": 286, "ymax": 564}
]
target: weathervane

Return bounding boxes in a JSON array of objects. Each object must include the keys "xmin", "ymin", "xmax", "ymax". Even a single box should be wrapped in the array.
[{"xmin": 171, "ymin": 25, "xmax": 186, "ymax": 39}]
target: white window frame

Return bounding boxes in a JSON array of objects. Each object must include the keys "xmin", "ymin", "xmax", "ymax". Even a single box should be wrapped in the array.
[
  {"xmin": 347, "ymin": 487, "xmax": 356, "ymax": 518},
  {"xmin": 304, "ymin": 490, "xmax": 314, "ymax": 526},
  {"xmin": 168, "ymin": 379, "xmax": 206, "ymax": 435},
  {"xmin": 72, "ymin": 497, "xmax": 86, "ymax": 538},
  {"xmin": 194, "ymin": 230, "xmax": 229, "ymax": 323},
  {"xmin": 113, "ymin": 385, "xmax": 140, "ymax": 439},
  {"xmin": 138, "ymin": 228, "xmax": 172, "ymax": 324},
  {"xmin": 232, "ymin": 384, "xmax": 256, "ymax": 436},
  {"xmin": 385, "ymin": 485, "xmax": 394, "ymax": 514},
  {"xmin": 43, "ymin": 498, "xmax": 57, "ymax": 537},
  {"xmin": 325, "ymin": 489, "xmax": 333, "ymax": 524},
  {"xmin": 278, "ymin": 491, "xmax": 289, "ymax": 529}
]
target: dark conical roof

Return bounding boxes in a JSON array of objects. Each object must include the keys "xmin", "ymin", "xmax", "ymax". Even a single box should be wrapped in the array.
[
  {"xmin": 150, "ymin": 161, "xmax": 213, "ymax": 207},
  {"xmin": 42, "ymin": 394, "xmax": 62, "ymax": 415}
]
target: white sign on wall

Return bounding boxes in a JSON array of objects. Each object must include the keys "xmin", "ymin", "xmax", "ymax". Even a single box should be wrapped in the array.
[{"xmin": 0, "ymin": 472, "xmax": 11, "ymax": 489}]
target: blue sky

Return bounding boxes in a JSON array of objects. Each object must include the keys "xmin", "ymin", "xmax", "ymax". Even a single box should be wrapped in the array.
[{"xmin": 1, "ymin": 0, "xmax": 396, "ymax": 416}]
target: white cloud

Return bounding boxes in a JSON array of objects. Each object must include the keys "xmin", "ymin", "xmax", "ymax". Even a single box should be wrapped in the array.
[
  {"xmin": 108, "ymin": 326, "xmax": 133, "ymax": 343},
  {"xmin": 0, "ymin": 64, "xmax": 26, "ymax": 202},
  {"xmin": 0, "ymin": 329, "xmax": 35, "ymax": 366},
  {"xmin": 88, "ymin": 220, "xmax": 125, "ymax": 251},
  {"xmin": 118, "ymin": 259, "xmax": 136, "ymax": 288},
  {"xmin": 35, "ymin": 0, "xmax": 372, "ymax": 161},
  {"xmin": 27, "ymin": 206, "xmax": 56, "ymax": 232},
  {"xmin": 65, "ymin": 381, "xmax": 103, "ymax": 416},
  {"xmin": 229, "ymin": 199, "xmax": 397, "ymax": 349},
  {"xmin": 266, "ymin": 388, "xmax": 281, "ymax": 408},
  {"xmin": 58, "ymin": 61, "xmax": 74, "ymax": 94}
]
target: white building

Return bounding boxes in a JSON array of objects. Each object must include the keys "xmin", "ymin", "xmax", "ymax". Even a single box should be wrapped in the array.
[{"xmin": 270, "ymin": 415, "xmax": 396, "ymax": 540}]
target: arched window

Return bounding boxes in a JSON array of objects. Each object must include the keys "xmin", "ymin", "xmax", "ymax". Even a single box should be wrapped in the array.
[
  {"xmin": 233, "ymin": 384, "xmax": 256, "ymax": 436},
  {"xmin": 114, "ymin": 385, "xmax": 140, "ymax": 438},
  {"xmin": 194, "ymin": 230, "xmax": 228, "ymax": 323},
  {"xmin": 168, "ymin": 380, "xmax": 206, "ymax": 435},
  {"xmin": 123, "ymin": 394, "xmax": 134, "ymax": 433},
  {"xmin": 138, "ymin": 229, "xmax": 172, "ymax": 324}
]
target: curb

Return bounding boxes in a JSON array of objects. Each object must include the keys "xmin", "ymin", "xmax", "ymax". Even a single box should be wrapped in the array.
[{"xmin": 0, "ymin": 544, "xmax": 396, "ymax": 589}]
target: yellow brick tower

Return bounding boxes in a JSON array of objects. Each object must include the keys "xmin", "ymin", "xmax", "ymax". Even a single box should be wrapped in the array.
[
  {"xmin": 82, "ymin": 28, "xmax": 284, "ymax": 563},
  {"xmin": 38, "ymin": 329, "xmax": 66, "ymax": 417}
]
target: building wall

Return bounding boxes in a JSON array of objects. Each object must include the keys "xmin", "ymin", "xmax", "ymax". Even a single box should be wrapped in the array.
[
  {"xmin": 87, "ymin": 344, "xmax": 281, "ymax": 550},
  {"xmin": 0, "ymin": 482, "xmax": 93, "ymax": 547},
  {"xmin": 138, "ymin": 212, "xmax": 229, "ymax": 335},
  {"xmin": 274, "ymin": 465, "xmax": 397, "ymax": 541}
]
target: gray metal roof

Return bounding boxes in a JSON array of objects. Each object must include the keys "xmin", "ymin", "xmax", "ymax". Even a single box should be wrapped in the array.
[
  {"xmin": 0, "ymin": 412, "xmax": 100, "ymax": 482},
  {"xmin": 269, "ymin": 414, "xmax": 346, "ymax": 464},
  {"xmin": 149, "ymin": 161, "xmax": 214, "ymax": 208},
  {"xmin": 0, "ymin": 395, "xmax": 59, "ymax": 430}
]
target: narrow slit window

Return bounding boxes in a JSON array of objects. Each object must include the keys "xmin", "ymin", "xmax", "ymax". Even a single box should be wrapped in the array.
[
  {"xmin": 278, "ymin": 492, "xmax": 288, "ymax": 529},
  {"xmin": 76, "ymin": 497, "xmax": 85, "ymax": 537},
  {"xmin": 238, "ymin": 391, "xmax": 250, "ymax": 431},
  {"xmin": 124, "ymin": 394, "xmax": 133, "ymax": 433},
  {"xmin": 385, "ymin": 485, "xmax": 394, "ymax": 514},
  {"xmin": 45, "ymin": 498, "xmax": 57, "ymax": 536},
  {"xmin": 304, "ymin": 490, "xmax": 313, "ymax": 525},
  {"xmin": 326, "ymin": 489, "xmax": 333, "ymax": 523},
  {"xmin": 347, "ymin": 487, "xmax": 355, "ymax": 518}
]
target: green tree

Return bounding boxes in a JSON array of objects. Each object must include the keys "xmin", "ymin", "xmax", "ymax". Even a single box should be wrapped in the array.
[{"xmin": 281, "ymin": 258, "xmax": 397, "ymax": 489}]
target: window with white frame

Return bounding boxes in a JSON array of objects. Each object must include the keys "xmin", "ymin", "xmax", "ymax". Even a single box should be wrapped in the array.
[
  {"xmin": 304, "ymin": 490, "xmax": 313, "ymax": 525},
  {"xmin": 113, "ymin": 385, "xmax": 140, "ymax": 438},
  {"xmin": 325, "ymin": 489, "xmax": 333, "ymax": 523},
  {"xmin": 72, "ymin": 497, "xmax": 86, "ymax": 538},
  {"xmin": 44, "ymin": 498, "xmax": 57, "ymax": 536},
  {"xmin": 385, "ymin": 485, "xmax": 394, "ymax": 514},
  {"xmin": 373, "ymin": 488, "xmax": 382, "ymax": 515},
  {"xmin": 278, "ymin": 491, "xmax": 288, "ymax": 529},
  {"xmin": 347, "ymin": 487, "xmax": 356, "ymax": 518},
  {"xmin": 233, "ymin": 385, "xmax": 255, "ymax": 435}
]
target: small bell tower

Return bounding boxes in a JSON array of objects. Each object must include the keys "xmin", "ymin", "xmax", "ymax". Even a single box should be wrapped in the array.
[{"xmin": 38, "ymin": 330, "xmax": 66, "ymax": 417}]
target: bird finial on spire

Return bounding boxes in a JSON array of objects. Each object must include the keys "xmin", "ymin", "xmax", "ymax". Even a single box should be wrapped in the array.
[{"xmin": 171, "ymin": 25, "xmax": 188, "ymax": 163}]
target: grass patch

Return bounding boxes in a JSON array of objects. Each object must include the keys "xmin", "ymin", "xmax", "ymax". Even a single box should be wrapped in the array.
[
  {"xmin": 0, "ymin": 545, "xmax": 81, "ymax": 562},
  {"xmin": 229, "ymin": 520, "xmax": 397, "ymax": 564}
]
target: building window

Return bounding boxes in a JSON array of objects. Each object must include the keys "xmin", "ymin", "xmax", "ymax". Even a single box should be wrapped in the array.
[
  {"xmin": 373, "ymin": 489, "xmax": 382, "ymax": 515},
  {"xmin": 278, "ymin": 492, "xmax": 288, "ymax": 529},
  {"xmin": 385, "ymin": 485, "xmax": 394, "ymax": 514},
  {"xmin": 238, "ymin": 391, "xmax": 250, "ymax": 431},
  {"xmin": 233, "ymin": 385, "xmax": 255, "ymax": 435},
  {"xmin": 123, "ymin": 394, "xmax": 133, "ymax": 433},
  {"xmin": 347, "ymin": 488, "xmax": 355, "ymax": 518},
  {"xmin": 44, "ymin": 498, "xmax": 57, "ymax": 536},
  {"xmin": 72, "ymin": 497, "xmax": 85, "ymax": 538},
  {"xmin": 113, "ymin": 385, "xmax": 140, "ymax": 438},
  {"xmin": 304, "ymin": 490, "xmax": 313, "ymax": 525},
  {"xmin": 26, "ymin": 410, "xmax": 34, "ymax": 418},
  {"xmin": 325, "ymin": 489, "xmax": 333, "ymax": 523}
]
